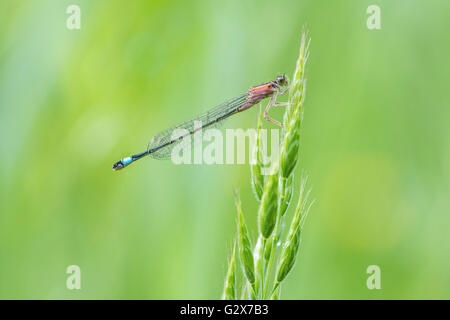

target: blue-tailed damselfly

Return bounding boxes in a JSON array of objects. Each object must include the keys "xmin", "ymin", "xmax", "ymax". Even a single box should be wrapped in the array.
[{"xmin": 113, "ymin": 75, "xmax": 289, "ymax": 170}]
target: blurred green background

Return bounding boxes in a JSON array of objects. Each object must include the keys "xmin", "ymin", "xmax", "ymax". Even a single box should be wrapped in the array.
[{"xmin": 1, "ymin": 0, "xmax": 449, "ymax": 299}]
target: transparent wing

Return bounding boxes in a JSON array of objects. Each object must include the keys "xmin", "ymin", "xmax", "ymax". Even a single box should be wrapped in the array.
[
  {"xmin": 147, "ymin": 93, "xmax": 248, "ymax": 160},
  {"xmin": 148, "ymin": 120, "xmax": 225, "ymax": 160}
]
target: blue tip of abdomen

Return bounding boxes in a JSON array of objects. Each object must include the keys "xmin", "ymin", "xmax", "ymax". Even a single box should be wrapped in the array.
[{"xmin": 122, "ymin": 156, "xmax": 133, "ymax": 166}]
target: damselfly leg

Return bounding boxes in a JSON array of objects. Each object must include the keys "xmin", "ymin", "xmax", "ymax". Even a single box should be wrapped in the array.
[{"xmin": 263, "ymin": 86, "xmax": 290, "ymax": 127}]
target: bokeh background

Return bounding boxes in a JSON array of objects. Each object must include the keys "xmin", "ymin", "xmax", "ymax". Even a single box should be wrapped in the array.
[{"xmin": 1, "ymin": 0, "xmax": 449, "ymax": 299}]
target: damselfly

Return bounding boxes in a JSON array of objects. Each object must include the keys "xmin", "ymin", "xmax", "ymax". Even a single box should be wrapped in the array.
[{"xmin": 113, "ymin": 75, "xmax": 289, "ymax": 170}]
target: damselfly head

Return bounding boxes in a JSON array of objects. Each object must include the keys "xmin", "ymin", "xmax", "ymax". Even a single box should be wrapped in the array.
[
  {"xmin": 112, "ymin": 160, "xmax": 125, "ymax": 171},
  {"xmin": 276, "ymin": 74, "xmax": 288, "ymax": 87}
]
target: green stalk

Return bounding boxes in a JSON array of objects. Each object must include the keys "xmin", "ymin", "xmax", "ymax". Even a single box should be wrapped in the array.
[{"xmin": 222, "ymin": 29, "xmax": 311, "ymax": 300}]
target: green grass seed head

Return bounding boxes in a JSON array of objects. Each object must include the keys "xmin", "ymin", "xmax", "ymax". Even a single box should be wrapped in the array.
[
  {"xmin": 275, "ymin": 177, "xmax": 313, "ymax": 284},
  {"xmin": 279, "ymin": 173, "xmax": 294, "ymax": 217},
  {"xmin": 263, "ymin": 236, "xmax": 273, "ymax": 261},
  {"xmin": 222, "ymin": 241, "xmax": 237, "ymax": 300},
  {"xmin": 275, "ymin": 226, "xmax": 301, "ymax": 284},
  {"xmin": 235, "ymin": 190, "xmax": 256, "ymax": 285},
  {"xmin": 280, "ymin": 32, "xmax": 310, "ymax": 180},
  {"xmin": 257, "ymin": 169, "xmax": 279, "ymax": 239}
]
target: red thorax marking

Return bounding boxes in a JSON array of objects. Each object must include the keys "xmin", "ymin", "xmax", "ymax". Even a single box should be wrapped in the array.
[{"xmin": 239, "ymin": 82, "xmax": 277, "ymax": 111}]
